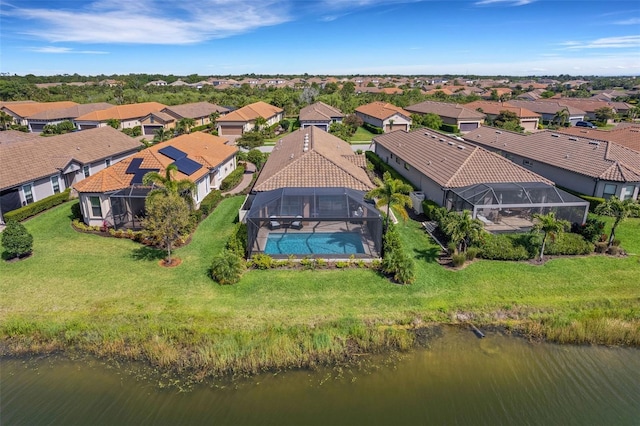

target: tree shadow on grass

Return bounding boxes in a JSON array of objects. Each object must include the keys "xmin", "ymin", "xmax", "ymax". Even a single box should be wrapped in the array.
[
  {"xmin": 413, "ymin": 247, "xmax": 441, "ymax": 263},
  {"xmin": 131, "ymin": 245, "xmax": 165, "ymax": 262}
]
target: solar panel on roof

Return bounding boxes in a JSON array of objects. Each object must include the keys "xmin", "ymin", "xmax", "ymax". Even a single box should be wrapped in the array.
[
  {"xmin": 173, "ymin": 157, "xmax": 202, "ymax": 176},
  {"xmin": 125, "ymin": 158, "xmax": 143, "ymax": 174},
  {"xmin": 158, "ymin": 146, "xmax": 187, "ymax": 161},
  {"xmin": 130, "ymin": 168, "xmax": 159, "ymax": 185}
]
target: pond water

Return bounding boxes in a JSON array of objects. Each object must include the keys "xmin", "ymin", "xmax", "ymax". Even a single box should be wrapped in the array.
[{"xmin": 2, "ymin": 328, "xmax": 639, "ymax": 425}]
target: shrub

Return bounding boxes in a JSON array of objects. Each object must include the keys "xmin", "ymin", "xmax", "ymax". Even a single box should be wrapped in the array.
[
  {"xmin": 210, "ymin": 250, "xmax": 245, "ymax": 285},
  {"xmin": 571, "ymin": 217, "xmax": 606, "ymax": 243},
  {"xmin": 236, "ymin": 131, "xmax": 264, "ymax": 149},
  {"xmin": 300, "ymin": 257, "xmax": 315, "ymax": 270},
  {"xmin": 198, "ymin": 190, "xmax": 223, "ymax": 217},
  {"xmin": 595, "ymin": 242, "xmax": 608, "ymax": 253},
  {"xmin": 335, "ymin": 261, "xmax": 350, "ymax": 268},
  {"xmin": 365, "ymin": 151, "xmax": 415, "ymax": 189},
  {"xmin": 220, "ymin": 165, "xmax": 246, "ymax": 191},
  {"xmin": 465, "ymin": 247, "xmax": 480, "ymax": 260},
  {"xmin": 280, "ymin": 119, "xmax": 290, "ymax": 131},
  {"xmin": 440, "ymin": 123, "xmax": 458, "ymax": 133},
  {"xmin": 251, "ymin": 253, "xmax": 274, "ymax": 269},
  {"xmin": 452, "ymin": 253, "xmax": 466, "ymax": 267},
  {"xmin": 545, "ymin": 233, "xmax": 594, "ymax": 256},
  {"xmin": 4, "ymin": 188, "xmax": 70, "ymax": 222},
  {"xmin": 479, "ymin": 234, "xmax": 530, "ymax": 260},
  {"xmin": 1, "ymin": 220, "xmax": 33, "ymax": 259},
  {"xmin": 421, "ymin": 199, "xmax": 441, "ymax": 220},
  {"xmin": 606, "ymin": 246, "xmax": 622, "ymax": 256},
  {"xmin": 381, "ymin": 225, "xmax": 415, "ymax": 284},
  {"xmin": 363, "ymin": 122, "xmax": 384, "ymax": 134},
  {"xmin": 226, "ymin": 222, "xmax": 247, "ymax": 256}
]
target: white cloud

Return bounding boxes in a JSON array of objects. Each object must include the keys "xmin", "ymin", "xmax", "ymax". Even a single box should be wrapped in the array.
[
  {"xmin": 613, "ymin": 18, "xmax": 640, "ymax": 25},
  {"xmin": 561, "ymin": 35, "xmax": 640, "ymax": 50},
  {"xmin": 29, "ymin": 46, "xmax": 109, "ymax": 54},
  {"xmin": 474, "ymin": 0, "xmax": 535, "ymax": 6}
]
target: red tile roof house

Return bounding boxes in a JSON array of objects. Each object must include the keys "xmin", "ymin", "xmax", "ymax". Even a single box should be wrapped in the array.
[
  {"xmin": 463, "ymin": 127, "xmax": 640, "ymax": 201},
  {"xmin": 555, "ymin": 125, "xmax": 640, "ymax": 153},
  {"xmin": 215, "ymin": 101, "xmax": 283, "ymax": 141},
  {"xmin": 298, "ymin": 102, "xmax": 344, "ymax": 131},
  {"xmin": 538, "ymin": 98, "xmax": 633, "ymax": 123},
  {"xmin": 0, "ymin": 127, "xmax": 142, "ymax": 223},
  {"xmin": 25, "ymin": 103, "xmax": 114, "ymax": 133},
  {"xmin": 73, "ymin": 132, "xmax": 238, "ymax": 229},
  {"xmin": 465, "ymin": 101, "xmax": 541, "ymax": 132},
  {"xmin": 355, "ymin": 102, "xmax": 412, "ymax": 133},
  {"xmin": 161, "ymin": 102, "xmax": 230, "ymax": 128},
  {"xmin": 507, "ymin": 100, "xmax": 586, "ymax": 125},
  {"xmin": 373, "ymin": 129, "xmax": 589, "ymax": 231},
  {"xmin": 405, "ymin": 100, "xmax": 486, "ymax": 133},
  {"xmin": 74, "ymin": 102, "xmax": 167, "ymax": 131},
  {"xmin": 1, "ymin": 101, "xmax": 79, "ymax": 127}
]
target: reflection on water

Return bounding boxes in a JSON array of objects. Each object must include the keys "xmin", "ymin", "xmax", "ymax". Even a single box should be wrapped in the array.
[{"xmin": 2, "ymin": 328, "xmax": 639, "ymax": 425}]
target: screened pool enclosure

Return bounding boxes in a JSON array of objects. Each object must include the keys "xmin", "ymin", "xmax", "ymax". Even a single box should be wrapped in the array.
[
  {"xmin": 445, "ymin": 182, "xmax": 589, "ymax": 232},
  {"xmin": 245, "ymin": 187, "xmax": 383, "ymax": 259}
]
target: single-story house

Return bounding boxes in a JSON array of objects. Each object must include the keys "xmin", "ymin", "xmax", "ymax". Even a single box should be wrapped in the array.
[
  {"xmin": 243, "ymin": 126, "xmax": 380, "ymax": 258},
  {"xmin": 538, "ymin": 98, "xmax": 632, "ymax": 122},
  {"xmin": 139, "ymin": 111, "xmax": 177, "ymax": 136},
  {"xmin": 1, "ymin": 101, "xmax": 78, "ymax": 127},
  {"xmin": 73, "ymin": 132, "xmax": 238, "ymax": 229},
  {"xmin": 216, "ymin": 101, "xmax": 283, "ymax": 139},
  {"xmin": 74, "ymin": 102, "xmax": 167, "ymax": 131},
  {"xmin": 463, "ymin": 126, "xmax": 640, "ymax": 201},
  {"xmin": 298, "ymin": 102, "xmax": 344, "ymax": 131},
  {"xmin": 0, "ymin": 127, "xmax": 142, "ymax": 223},
  {"xmin": 25, "ymin": 103, "xmax": 113, "ymax": 133},
  {"xmin": 405, "ymin": 101, "xmax": 485, "ymax": 133},
  {"xmin": 373, "ymin": 129, "xmax": 589, "ymax": 232},
  {"xmin": 162, "ymin": 102, "xmax": 230, "ymax": 127},
  {"xmin": 465, "ymin": 101, "xmax": 541, "ymax": 132},
  {"xmin": 507, "ymin": 100, "xmax": 585, "ymax": 125},
  {"xmin": 355, "ymin": 102, "xmax": 412, "ymax": 133},
  {"xmin": 555, "ymin": 125, "xmax": 640, "ymax": 153}
]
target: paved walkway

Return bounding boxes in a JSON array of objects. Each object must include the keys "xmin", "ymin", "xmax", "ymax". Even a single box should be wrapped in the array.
[{"xmin": 222, "ymin": 162, "xmax": 256, "ymax": 196}]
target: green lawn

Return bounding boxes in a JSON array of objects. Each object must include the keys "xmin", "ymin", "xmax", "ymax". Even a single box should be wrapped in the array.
[
  {"xmin": 2, "ymin": 198, "xmax": 639, "ymax": 376},
  {"xmin": 350, "ymin": 126, "xmax": 376, "ymax": 142}
]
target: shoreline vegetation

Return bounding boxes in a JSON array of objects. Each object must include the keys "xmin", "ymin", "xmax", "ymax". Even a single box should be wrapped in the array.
[{"xmin": 1, "ymin": 197, "xmax": 639, "ymax": 383}]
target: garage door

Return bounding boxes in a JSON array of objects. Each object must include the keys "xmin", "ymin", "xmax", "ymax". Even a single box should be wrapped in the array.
[
  {"xmin": 221, "ymin": 125, "xmax": 243, "ymax": 135},
  {"xmin": 459, "ymin": 122, "xmax": 479, "ymax": 132},
  {"xmin": 79, "ymin": 124, "xmax": 98, "ymax": 130},
  {"xmin": 143, "ymin": 125, "xmax": 163, "ymax": 135},
  {"xmin": 30, "ymin": 123, "xmax": 46, "ymax": 133}
]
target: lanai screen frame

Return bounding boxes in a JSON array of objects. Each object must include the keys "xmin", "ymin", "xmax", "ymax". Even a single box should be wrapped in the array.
[
  {"xmin": 108, "ymin": 185, "xmax": 151, "ymax": 230},
  {"xmin": 246, "ymin": 187, "xmax": 383, "ymax": 258},
  {"xmin": 445, "ymin": 182, "xmax": 589, "ymax": 226}
]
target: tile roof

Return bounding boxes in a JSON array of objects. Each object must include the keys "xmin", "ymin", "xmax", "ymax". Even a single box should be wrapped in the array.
[
  {"xmin": 463, "ymin": 127, "xmax": 640, "ymax": 182},
  {"xmin": 162, "ymin": 102, "xmax": 230, "ymax": 119},
  {"xmin": 74, "ymin": 102, "xmax": 166, "ymax": 122},
  {"xmin": 355, "ymin": 102, "xmax": 412, "ymax": 121},
  {"xmin": 26, "ymin": 103, "xmax": 114, "ymax": 120},
  {"xmin": 464, "ymin": 101, "xmax": 540, "ymax": 119},
  {"xmin": 374, "ymin": 130, "xmax": 552, "ymax": 188},
  {"xmin": 555, "ymin": 125, "xmax": 640, "ymax": 153},
  {"xmin": 252, "ymin": 126, "xmax": 374, "ymax": 192},
  {"xmin": 74, "ymin": 131, "xmax": 237, "ymax": 193},
  {"xmin": 0, "ymin": 127, "xmax": 142, "ymax": 191},
  {"xmin": 217, "ymin": 101, "xmax": 283, "ymax": 122},
  {"xmin": 299, "ymin": 102, "xmax": 344, "ymax": 122},
  {"xmin": 405, "ymin": 101, "xmax": 486, "ymax": 120},
  {"xmin": 0, "ymin": 130, "xmax": 40, "ymax": 144},
  {"xmin": 540, "ymin": 98, "xmax": 631, "ymax": 113},
  {"xmin": 507, "ymin": 100, "xmax": 586, "ymax": 116},
  {"xmin": 2, "ymin": 101, "xmax": 79, "ymax": 118}
]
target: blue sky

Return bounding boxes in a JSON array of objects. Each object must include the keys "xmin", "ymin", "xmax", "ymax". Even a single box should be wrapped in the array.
[{"xmin": 1, "ymin": 0, "xmax": 639, "ymax": 76}]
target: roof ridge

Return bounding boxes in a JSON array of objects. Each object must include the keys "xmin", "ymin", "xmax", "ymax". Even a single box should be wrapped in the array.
[
  {"xmin": 445, "ymin": 145, "xmax": 477, "ymax": 186},
  {"xmin": 315, "ymin": 150, "xmax": 372, "ymax": 189}
]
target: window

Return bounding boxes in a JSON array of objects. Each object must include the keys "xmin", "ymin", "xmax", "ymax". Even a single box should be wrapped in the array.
[
  {"xmin": 621, "ymin": 185, "xmax": 635, "ymax": 200},
  {"xmin": 522, "ymin": 159, "xmax": 533, "ymax": 167},
  {"xmin": 105, "ymin": 158, "xmax": 111, "ymax": 168},
  {"xmin": 404, "ymin": 162, "xmax": 410, "ymax": 170},
  {"xmin": 150, "ymin": 116, "xmax": 155, "ymax": 124},
  {"xmin": 51, "ymin": 176, "xmax": 60, "ymax": 194},
  {"xmin": 89, "ymin": 196, "xmax": 102, "ymax": 217},
  {"xmin": 22, "ymin": 184, "xmax": 34, "ymax": 205},
  {"xmin": 83, "ymin": 165, "xmax": 90, "ymax": 178},
  {"xmin": 603, "ymin": 184, "xmax": 617, "ymax": 199}
]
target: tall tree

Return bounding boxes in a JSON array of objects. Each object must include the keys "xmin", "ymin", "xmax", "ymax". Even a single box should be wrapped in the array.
[
  {"xmin": 595, "ymin": 198, "xmax": 640, "ymax": 247},
  {"xmin": 106, "ymin": 118, "xmax": 120, "ymax": 129},
  {"xmin": 0, "ymin": 111, "xmax": 13, "ymax": 130},
  {"xmin": 153, "ymin": 127, "xmax": 172, "ymax": 143},
  {"xmin": 553, "ymin": 108, "xmax": 570, "ymax": 127},
  {"xmin": 532, "ymin": 212, "xmax": 570, "ymax": 261},
  {"xmin": 143, "ymin": 192, "xmax": 192, "ymax": 264},
  {"xmin": 143, "ymin": 164, "xmax": 196, "ymax": 209},
  {"xmin": 594, "ymin": 106, "xmax": 614, "ymax": 125},
  {"xmin": 366, "ymin": 171, "xmax": 413, "ymax": 230},
  {"xmin": 442, "ymin": 210, "xmax": 484, "ymax": 253},
  {"xmin": 176, "ymin": 117, "xmax": 196, "ymax": 134}
]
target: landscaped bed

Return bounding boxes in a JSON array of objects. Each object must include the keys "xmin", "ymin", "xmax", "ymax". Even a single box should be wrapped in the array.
[{"xmin": 1, "ymin": 197, "xmax": 639, "ymax": 382}]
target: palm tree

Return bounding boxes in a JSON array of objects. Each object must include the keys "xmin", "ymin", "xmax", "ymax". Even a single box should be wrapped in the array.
[
  {"xmin": 153, "ymin": 127, "xmax": 172, "ymax": 143},
  {"xmin": 143, "ymin": 164, "xmax": 196, "ymax": 209},
  {"xmin": 177, "ymin": 117, "xmax": 196, "ymax": 135},
  {"xmin": 209, "ymin": 111, "xmax": 220, "ymax": 130},
  {"xmin": 442, "ymin": 210, "xmax": 484, "ymax": 253},
  {"xmin": 0, "ymin": 111, "xmax": 13, "ymax": 130},
  {"xmin": 254, "ymin": 116, "xmax": 267, "ymax": 132},
  {"xmin": 366, "ymin": 171, "xmax": 413, "ymax": 230},
  {"xmin": 595, "ymin": 198, "xmax": 640, "ymax": 247},
  {"xmin": 532, "ymin": 212, "xmax": 570, "ymax": 261},
  {"xmin": 553, "ymin": 108, "xmax": 569, "ymax": 127}
]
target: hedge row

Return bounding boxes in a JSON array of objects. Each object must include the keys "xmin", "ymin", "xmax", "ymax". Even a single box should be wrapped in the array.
[
  {"xmin": 365, "ymin": 151, "xmax": 416, "ymax": 189},
  {"xmin": 198, "ymin": 190, "xmax": 223, "ymax": 218},
  {"xmin": 4, "ymin": 188, "xmax": 71, "ymax": 222},
  {"xmin": 421, "ymin": 199, "xmax": 441, "ymax": 221},
  {"xmin": 219, "ymin": 164, "xmax": 246, "ymax": 191},
  {"xmin": 478, "ymin": 232, "xmax": 594, "ymax": 260},
  {"xmin": 557, "ymin": 186, "xmax": 605, "ymax": 211},
  {"xmin": 440, "ymin": 123, "xmax": 458, "ymax": 133},
  {"xmin": 363, "ymin": 122, "xmax": 384, "ymax": 134}
]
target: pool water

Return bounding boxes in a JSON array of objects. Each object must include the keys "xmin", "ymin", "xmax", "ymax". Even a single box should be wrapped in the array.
[{"xmin": 265, "ymin": 232, "xmax": 365, "ymax": 255}]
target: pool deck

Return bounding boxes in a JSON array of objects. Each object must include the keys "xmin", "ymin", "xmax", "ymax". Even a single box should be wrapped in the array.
[{"xmin": 253, "ymin": 221, "xmax": 380, "ymax": 258}]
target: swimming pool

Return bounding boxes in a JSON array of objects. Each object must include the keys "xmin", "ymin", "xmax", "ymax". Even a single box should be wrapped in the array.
[{"xmin": 264, "ymin": 232, "xmax": 365, "ymax": 255}]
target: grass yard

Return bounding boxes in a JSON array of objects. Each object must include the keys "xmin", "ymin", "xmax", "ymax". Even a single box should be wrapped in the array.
[
  {"xmin": 1, "ymin": 197, "xmax": 639, "ymax": 377},
  {"xmin": 350, "ymin": 126, "xmax": 377, "ymax": 142}
]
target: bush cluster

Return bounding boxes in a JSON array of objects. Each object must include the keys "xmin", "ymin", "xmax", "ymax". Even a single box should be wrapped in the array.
[
  {"xmin": 1, "ymin": 220, "xmax": 33, "ymax": 259},
  {"xmin": 478, "ymin": 234, "xmax": 531, "ymax": 261},
  {"xmin": 198, "ymin": 190, "xmax": 223, "ymax": 217},
  {"xmin": 381, "ymin": 225, "xmax": 415, "ymax": 284},
  {"xmin": 439, "ymin": 123, "xmax": 458, "ymax": 133},
  {"xmin": 4, "ymin": 188, "xmax": 71, "ymax": 222},
  {"xmin": 571, "ymin": 217, "xmax": 606, "ymax": 243},
  {"xmin": 544, "ymin": 233, "xmax": 595, "ymax": 256},
  {"xmin": 121, "ymin": 126, "xmax": 142, "ymax": 137},
  {"xmin": 226, "ymin": 222, "xmax": 247, "ymax": 256},
  {"xmin": 220, "ymin": 165, "xmax": 246, "ymax": 191},
  {"xmin": 479, "ymin": 232, "xmax": 594, "ymax": 260},
  {"xmin": 421, "ymin": 199, "xmax": 442, "ymax": 221},
  {"xmin": 362, "ymin": 122, "xmax": 384, "ymax": 134},
  {"xmin": 210, "ymin": 249, "xmax": 246, "ymax": 285}
]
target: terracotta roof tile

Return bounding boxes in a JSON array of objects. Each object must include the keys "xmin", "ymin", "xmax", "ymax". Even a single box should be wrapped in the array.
[
  {"xmin": 75, "ymin": 102, "xmax": 166, "ymax": 122},
  {"xmin": 299, "ymin": 102, "xmax": 344, "ymax": 122},
  {"xmin": 219, "ymin": 101, "xmax": 283, "ymax": 122},
  {"xmin": 405, "ymin": 101, "xmax": 486, "ymax": 120},
  {"xmin": 556, "ymin": 125, "xmax": 640, "ymax": 153},
  {"xmin": 465, "ymin": 101, "xmax": 541, "ymax": 119},
  {"xmin": 355, "ymin": 102, "xmax": 411, "ymax": 121},
  {"xmin": 26, "ymin": 103, "xmax": 114, "ymax": 120},
  {"xmin": 253, "ymin": 127, "xmax": 373, "ymax": 192},
  {"xmin": 162, "ymin": 102, "xmax": 229, "ymax": 119},
  {"xmin": 2, "ymin": 101, "xmax": 79, "ymax": 119}
]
